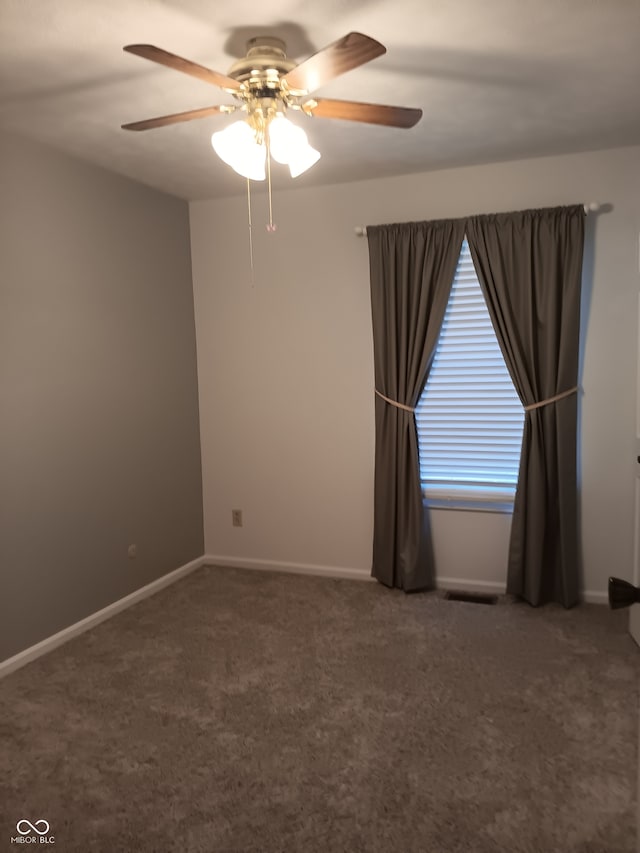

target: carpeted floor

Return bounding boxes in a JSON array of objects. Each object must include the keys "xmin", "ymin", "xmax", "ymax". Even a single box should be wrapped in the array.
[{"xmin": 0, "ymin": 566, "xmax": 638, "ymax": 852}]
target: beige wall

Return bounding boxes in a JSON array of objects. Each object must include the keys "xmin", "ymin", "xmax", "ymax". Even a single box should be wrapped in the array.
[
  {"xmin": 0, "ymin": 132, "xmax": 204, "ymax": 660},
  {"xmin": 190, "ymin": 145, "xmax": 640, "ymax": 600}
]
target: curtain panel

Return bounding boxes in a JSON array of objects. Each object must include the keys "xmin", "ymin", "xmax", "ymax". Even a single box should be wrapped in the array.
[
  {"xmin": 367, "ymin": 220, "xmax": 465, "ymax": 590},
  {"xmin": 367, "ymin": 206, "xmax": 584, "ymax": 606},
  {"xmin": 466, "ymin": 206, "xmax": 585, "ymax": 607}
]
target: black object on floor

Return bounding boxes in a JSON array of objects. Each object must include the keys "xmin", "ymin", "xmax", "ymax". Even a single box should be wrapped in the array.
[{"xmin": 608, "ymin": 576, "xmax": 640, "ymax": 609}]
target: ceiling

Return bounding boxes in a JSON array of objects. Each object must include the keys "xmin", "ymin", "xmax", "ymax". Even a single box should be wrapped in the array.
[{"xmin": 2, "ymin": 0, "xmax": 639, "ymax": 200}]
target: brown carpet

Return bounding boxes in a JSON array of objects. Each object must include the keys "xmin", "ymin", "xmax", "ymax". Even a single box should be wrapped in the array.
[{"xmin": 0, "ymin": 565, "xmax": 638, "ymax": 852}]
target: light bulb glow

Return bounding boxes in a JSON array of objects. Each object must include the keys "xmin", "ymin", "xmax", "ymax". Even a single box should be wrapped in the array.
[
  {"xmin": 211, "ymin": 121, "xmax": 266, "ymax": 181},
  {"xmin": 211, "ymin": 115, "xmax": 321, "ymax": 180},
  {"xmin": 269, "ymin": 116, "xmax": 307, "ymax": 164}
]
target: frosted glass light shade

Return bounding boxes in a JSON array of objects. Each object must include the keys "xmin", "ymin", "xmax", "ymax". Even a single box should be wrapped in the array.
[
  {"xmin": 211, "ymin": 122, "xmax": 266, "ymax": 181},
  {"xmin": 288, "ymin": 144, "xmax": 321, "ymax": 178},
  {"xmin": 269, "ymin": 116, "xmax": 305, "ymax": 164},
  {"xmin": 269, "ymin": 116, "xmax": 321, "ymax": 177},
  {"xmin": 212, "ymin": 116, "xmax": 320, "ymax": 181}
]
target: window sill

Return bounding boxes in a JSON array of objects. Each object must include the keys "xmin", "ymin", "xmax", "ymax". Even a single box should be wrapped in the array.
[{"xmin": 423, "ymin": 487, "xmax": 515, "ymax": 514}]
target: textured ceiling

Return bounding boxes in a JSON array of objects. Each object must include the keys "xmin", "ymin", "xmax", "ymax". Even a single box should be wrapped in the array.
[{"xmin": 2, "ymin": 0, "xmax": 640, "ymax": 200}]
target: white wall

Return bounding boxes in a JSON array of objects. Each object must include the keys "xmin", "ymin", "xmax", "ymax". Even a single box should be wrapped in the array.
[{"xmin": 190, "ymin": 145, "xmax": 640, "ymax": 600}]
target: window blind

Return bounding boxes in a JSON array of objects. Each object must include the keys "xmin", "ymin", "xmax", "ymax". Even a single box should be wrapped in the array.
[{"xmin": 416, "ymin": 239, "xmax": 525, "ymax": 503}]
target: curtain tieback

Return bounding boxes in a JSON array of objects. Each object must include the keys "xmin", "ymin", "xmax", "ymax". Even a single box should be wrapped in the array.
[
  {"xmin": 375, "ymin": 389, "xmax": 416, "ymax": 413},
  {"xmin": 524, "ymin": 386, "xmax": 579, "ymax": 412}
]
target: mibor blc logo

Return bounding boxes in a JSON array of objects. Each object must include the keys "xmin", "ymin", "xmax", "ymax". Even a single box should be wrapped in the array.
[{"xmin": 11, "ymin": 820, "xmax": 55, "ymax": 845}]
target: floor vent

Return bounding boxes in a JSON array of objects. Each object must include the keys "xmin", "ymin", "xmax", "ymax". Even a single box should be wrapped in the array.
[{"xmin": 445, "ymin": 591, "xmax": 498, "ymax": 605}]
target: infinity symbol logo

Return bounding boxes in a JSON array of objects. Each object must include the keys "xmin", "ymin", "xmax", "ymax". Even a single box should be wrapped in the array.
[{"xmin": 16, "ymin": 819, "xmax": 50, "ymax": 836}]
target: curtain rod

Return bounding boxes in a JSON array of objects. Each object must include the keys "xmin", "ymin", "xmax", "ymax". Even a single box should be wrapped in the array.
[{"xmin": 354, "ymin": 202, "xmax": 602, "ymax": 236}]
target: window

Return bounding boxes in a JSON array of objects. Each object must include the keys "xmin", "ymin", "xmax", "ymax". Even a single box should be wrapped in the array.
[{"xmin": 416, "ymin": 239, "xmax": 524, "ymax": 510}]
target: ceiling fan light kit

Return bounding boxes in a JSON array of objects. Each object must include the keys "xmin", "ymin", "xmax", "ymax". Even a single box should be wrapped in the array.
[{"xmin": 211, "ymin": 112, "xmax": 320, "ymax": 181}]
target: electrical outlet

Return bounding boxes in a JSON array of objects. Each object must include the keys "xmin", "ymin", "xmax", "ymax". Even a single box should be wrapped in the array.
[
  {"xmin": 128, "ymin": 544, "xmax": 137, "ymax": 559},
  {"xmin": 232, "ymin": 509, "xmax": 243, "ymax": 527}
]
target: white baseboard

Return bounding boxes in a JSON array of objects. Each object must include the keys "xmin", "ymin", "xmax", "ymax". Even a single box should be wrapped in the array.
[
  {"xmin": 205, "ymin": 559, "xmax": 610, "ymax": 604},
  {"xmin": 0, "ymin": 556, "xmax": 206, "ymax": 679},
  {"xmin": 582, "ymin": 590, "xmax": 608, "ymax": 605},
  {"xmin": 204, "ymin": 554, "xmax": 374, "ymax": 583},
  {"xmin": 438, "ymin": 577, "xmax": 608, "ymax": 605}
]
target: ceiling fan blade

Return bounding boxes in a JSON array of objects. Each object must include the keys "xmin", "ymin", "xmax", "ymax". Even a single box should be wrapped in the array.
[
  {"xmin": 123, "ymin": 44, "xmax": 241, "ymax": 92},
  {"xmin": 304, "ymin": 97, "xmax": 422, "ymax": 128},
  {"xmin": 122, "ymin": 105, "xmax": 232, "ymax": 131},
  {"xmin": 283, "ymin": 32, "xmax": 385, "ymax": 93}
]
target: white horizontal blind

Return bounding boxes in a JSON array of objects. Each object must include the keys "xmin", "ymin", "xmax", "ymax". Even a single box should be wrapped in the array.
[{"xmin": 416, "ymin": 239, "xmax": 524, "ymax": 501}]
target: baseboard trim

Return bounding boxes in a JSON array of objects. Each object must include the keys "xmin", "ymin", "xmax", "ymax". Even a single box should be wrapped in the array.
[
  {"xmin": 582, "ymin": 590, "xmax": 608, "ymax": 605},
  {"xmin": 204, "ymin": 555, "xmax": 374, "ymax": 583},
  {"xmin": 438, "ymin": 578, "xmax": 608, "ymax": 605},
  {"xmin": 204, "ymin": 560, "xmax": 609, "ymax": 604},
  {"xmin": 0, "ymin": 556, "xmax": 206, "ymax": 679}
]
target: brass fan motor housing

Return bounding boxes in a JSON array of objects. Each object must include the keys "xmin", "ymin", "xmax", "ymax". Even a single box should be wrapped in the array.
[
  {"xmin": 226, "ymin": 38, "xmax": 303, "ymax": 121},
  {"xmin": 227, "ymin": 38, "xmax": 297, "ymax": 87}
]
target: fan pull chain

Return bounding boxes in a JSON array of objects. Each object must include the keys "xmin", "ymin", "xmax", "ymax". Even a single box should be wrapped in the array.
[
  {"xmin": 246, "ymin": 178, "xmax": 255, "ymax": 286},
  {"xmin": 265, "ymin": 140, "xmax": 276, "ymax": 233}
]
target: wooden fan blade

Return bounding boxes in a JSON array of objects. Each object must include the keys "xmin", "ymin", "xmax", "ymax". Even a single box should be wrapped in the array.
[
  {"xmin": 124, "ymin": 44, "xmax": 241, "ymax": 91},
  {"xmin": 283, "ymin": 32, "xmax": 385, "ymax": 93},
  {"xmin": 304, "ymin": 98, "xmax": 422, "ymax": 128},
  {"xmin": 122, "ymin": 105, "xmax": 232, "ymax": 131}
]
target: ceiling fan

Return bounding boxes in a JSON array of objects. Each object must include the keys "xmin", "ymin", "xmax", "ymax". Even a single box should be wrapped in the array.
[{"xmin": 122, "ymin": 32, "xmax": 423, "ymax": 181}]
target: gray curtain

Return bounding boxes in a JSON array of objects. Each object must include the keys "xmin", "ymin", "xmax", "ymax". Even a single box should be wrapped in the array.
[
  {"xmin": 466, "ymin": 206, "xmax": 585, "ymax": 607},
  {"xmin": 368, "ymin": 220, "xmax": 465, "ymax": 590}
]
